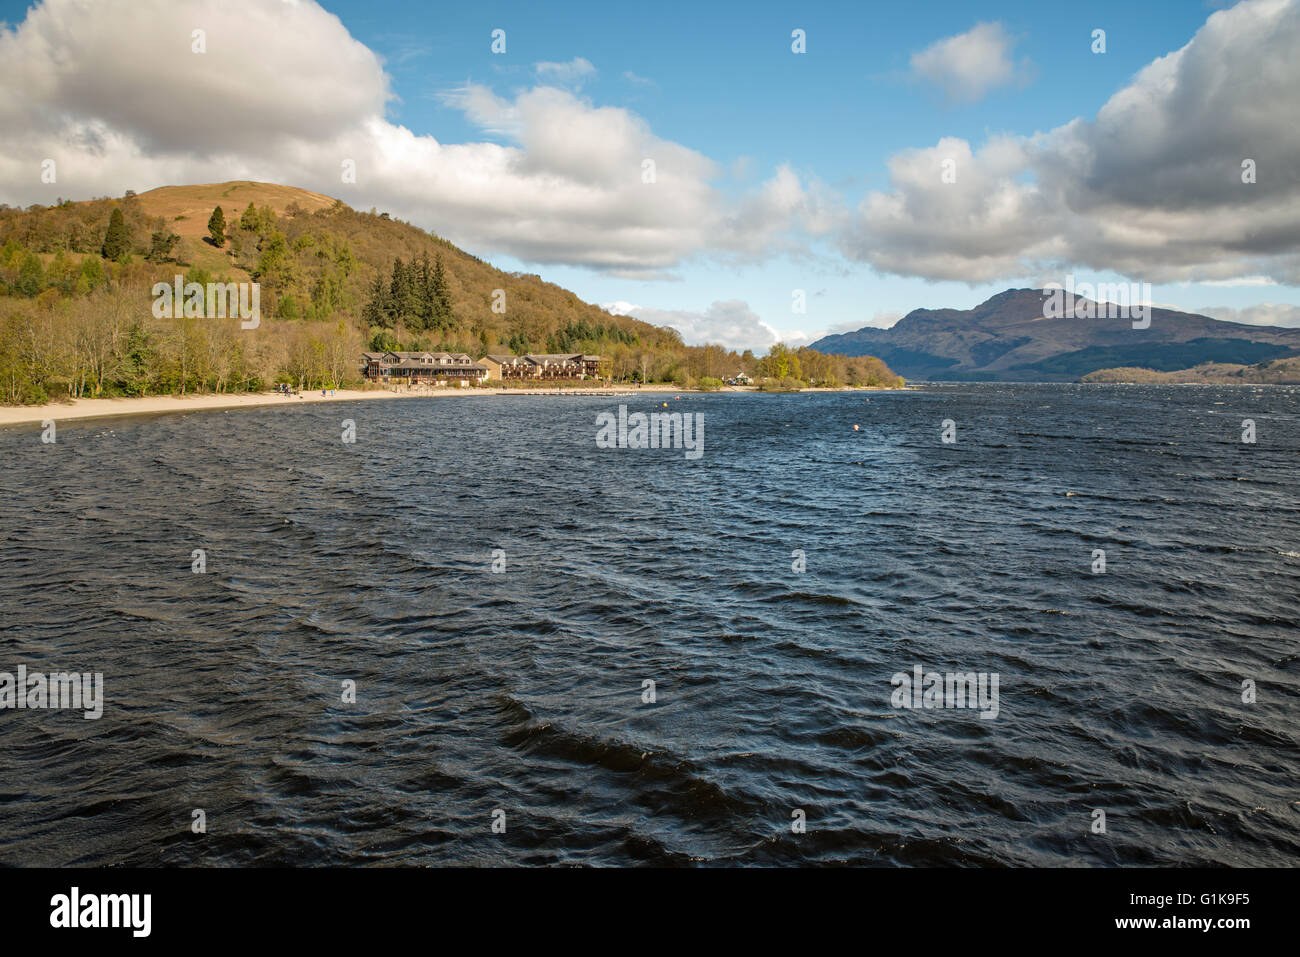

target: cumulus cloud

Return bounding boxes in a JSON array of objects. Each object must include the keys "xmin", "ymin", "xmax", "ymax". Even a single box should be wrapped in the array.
[
  {"xmin": 842, "ymin": 134, "xmax": 1061, "ymax": 281},
  {"xmin": 1196, "ymin": 303, "xmax": 1300, "ymax": 327},
  {"xmin": 0, "ymin": 0, "xmax": 387, "ymax": 156},
  {"xmin": 910, "ymin": 22, "xmax": 1027, "ymax": 103},
  {"xmin": 0, "ymin": 0, "xmax": 822, "ymax": 277},
  {"xmin": 850, "ymin": 0, "xmax": 1300, "ymax": 285},
  {"xmin": 609, "ymin": 300, "xmax": 786, "ymax": 351}
]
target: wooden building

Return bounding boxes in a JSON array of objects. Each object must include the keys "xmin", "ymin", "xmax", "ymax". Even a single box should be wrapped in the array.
[
  {"xmin": 478, "ymin": 353, "xmax": 604, "ymax": 381},
  {"xmin": 360, "ymin": 352, "xmax": 488, "ymax": 386}
]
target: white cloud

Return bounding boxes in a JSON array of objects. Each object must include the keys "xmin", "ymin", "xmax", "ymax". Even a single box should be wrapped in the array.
[
  {"xmin": 1197, "ymin": 276, "xmax": 1279, "ymax": 287},
  {"xmin": 1196, "ymin": 302, "xmax": 1300, "ymax": 327},
  {"xmin": 848, "ymin": 0, "xmax": 1300, "ymax": 285},
  {"xmin": 619, "ymin": 300, "xmax": 784, "ymax": 351},
  {"xmin": 827, "ymin": 311, "xmax": 904, "ymax": 332},
  {"xmin": 909, "ymin": 22, "xmax": 1026, "ymax": 103},
  {"xmin": 535, "ymin": 57, "xmax": 596, "ymax": 86},
  {"xmin": 0, "ymin": 0, "xmax": 820, "ymax": 277},
  {"xmin": 601, "ymin": 301, "xmax": 640, "ymax": 316}
]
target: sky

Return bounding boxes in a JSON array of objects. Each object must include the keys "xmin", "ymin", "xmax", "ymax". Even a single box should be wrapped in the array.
[{"xmin": 2, "ymin": 0, "xmax": 1298, "ymax": 350}]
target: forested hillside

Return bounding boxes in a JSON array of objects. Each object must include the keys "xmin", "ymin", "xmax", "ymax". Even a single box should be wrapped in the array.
[{"xmin": 0, "ymin": 182, "xmax": 901, "ymax": 404}]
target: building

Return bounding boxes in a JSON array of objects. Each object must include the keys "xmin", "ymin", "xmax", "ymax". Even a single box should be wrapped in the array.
[
  {"xmin": 478, "ymin": 354, "xmax": 536, "ymax": 380},
  {"xmin": 360, "ymin": 351, "xmax": 488, "ymax": 386},
  {"xmin": 478, "ymin": 353, "xmax": 604, "ymax": 381}
]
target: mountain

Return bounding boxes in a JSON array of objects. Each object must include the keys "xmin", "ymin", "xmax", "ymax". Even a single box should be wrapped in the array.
[{"xmin": 809, "ymin": 289, "xmax": 1300, "ymax": 381}]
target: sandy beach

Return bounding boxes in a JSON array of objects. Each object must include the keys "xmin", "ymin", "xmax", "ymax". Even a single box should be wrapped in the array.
[{"xmin": 0, "ymin": 388, "xmax": 420, "ymax": 427}]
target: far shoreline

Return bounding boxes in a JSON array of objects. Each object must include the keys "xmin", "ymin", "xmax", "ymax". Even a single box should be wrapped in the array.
[{"xmin": 0, "ymin": 383, "xmax": 902, "ymax": 428}]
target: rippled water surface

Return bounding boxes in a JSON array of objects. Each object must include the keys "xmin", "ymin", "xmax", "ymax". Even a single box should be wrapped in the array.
[{"xmin": 1, "ymin": 384, "xmax": 1297, "ymax": 866}]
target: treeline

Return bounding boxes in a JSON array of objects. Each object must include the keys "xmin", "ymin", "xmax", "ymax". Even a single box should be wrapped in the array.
[
  {"xmin": 755, "ymin": 343, "xmax": 904, "ymax": 389},
  {"xmin": 0, "ymin": 277, "xmax": 359, "ymax": 405}
]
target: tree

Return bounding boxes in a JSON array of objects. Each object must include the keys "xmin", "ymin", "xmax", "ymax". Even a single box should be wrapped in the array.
[
  {"xmin": 389, "ymin": 258, "xmax": 419, "ymax": 328},
  {"xmin": 369, "ymin": 328, "xmax": 399, "ymax": 353},
  {"xmin": 239, "ymin": 202, "xmax": 259, "ymax": 232},
  {"xmin": 101, "ymin": 207, "xmax": 128, "ymax": 260},
  {"xmin": 147, "ymin": 229, "xmax": 180, "ymax": 263},
  {"xmin": 207, "ymin": 206, "xmax": 226, "ymax": 247},
  {"xmin": 16, "ymin": 252, "xmax": 45, "ymax": 297},
  {"xmin": 77, "ymin": 256, "xmax": 106, "ymax": 295},
  {"xmin": 431, "ymin": 253, "xmax": 452, "ymax": 327},
  {"xmin": 256, "ymin": 206, "xmax": 277, "ymax": 238},
  {"xmin": 362, "ymin": 274, "xmax": 391, "ymax": 328}
]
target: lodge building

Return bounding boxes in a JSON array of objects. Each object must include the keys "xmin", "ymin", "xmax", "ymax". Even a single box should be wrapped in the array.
[
  {"xmin": 360, "ymin": 352, "xmax": 489, "ymax": 386},
  {"xmin": 361, "ymin": 352, "xmax": 603, "ymax": 385},
  {"xmin": 478, "ymin": 354, "xmax": 603, "ymax": 380}
]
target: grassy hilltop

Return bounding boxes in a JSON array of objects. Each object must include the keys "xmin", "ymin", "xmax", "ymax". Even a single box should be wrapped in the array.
[{"xmin": 0, "ymin": 182, "xmax": 902, "ymax": 404}]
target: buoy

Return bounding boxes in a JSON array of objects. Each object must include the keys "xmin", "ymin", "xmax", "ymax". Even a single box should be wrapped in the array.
[{"xmin": 853, "ymin": 424, "xmax": 860, "ymax": 431}]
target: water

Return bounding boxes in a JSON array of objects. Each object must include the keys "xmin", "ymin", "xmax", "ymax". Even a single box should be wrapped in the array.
[{"xmin": 0, "ymin": 384, "xmax": 1297, "ymax": 866}]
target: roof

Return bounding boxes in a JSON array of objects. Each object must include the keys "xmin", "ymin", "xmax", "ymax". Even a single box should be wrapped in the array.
[{"xmin": 390, "ymin": 360, "xmax": 487, "ymax": 371}]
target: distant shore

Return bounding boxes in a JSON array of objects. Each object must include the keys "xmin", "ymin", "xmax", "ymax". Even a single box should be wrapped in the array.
[{"xmin": 0, "ymin": 382, "xmax": 900, "ymax": 427}]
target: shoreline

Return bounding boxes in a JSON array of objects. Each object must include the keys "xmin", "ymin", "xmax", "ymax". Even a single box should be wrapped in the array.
[
  {"xmin": 0, "ymin": 384, "xmax": 898, "ymax": 428},
  {"xmin": 0, "ymin": 388, "xmax": 415, "ymax": 427}
]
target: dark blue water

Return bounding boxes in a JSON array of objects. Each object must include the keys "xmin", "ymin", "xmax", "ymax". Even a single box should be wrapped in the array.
[{"xmin": 1, "ymin": 384, "xmax": 1297, "ymax": 865}]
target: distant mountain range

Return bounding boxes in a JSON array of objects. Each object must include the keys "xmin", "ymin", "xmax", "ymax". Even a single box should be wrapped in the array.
[{"xmin": 809, "ymin": 289, "xmax": 1300, "ymax": 381}]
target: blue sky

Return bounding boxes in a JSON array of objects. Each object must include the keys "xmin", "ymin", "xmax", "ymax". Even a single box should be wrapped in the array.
[{"xmin": 2, "ymin": 0, "xmax": 1297, "ymax": 346}]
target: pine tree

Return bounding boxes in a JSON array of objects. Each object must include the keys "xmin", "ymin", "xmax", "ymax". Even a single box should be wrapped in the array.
[
  {"xmin": 101, "ymin": 207, "xmax": 128, "ymax": 260},
  {"xmin": 431, "ymin": 254, "xmax": 452, "ymax": 328},
  {"xmin": 362, "ymin": 274, "xmax": 391, "ymax": 328},
  {"xmin": 207, "ymin": 206, "xmax": 226, "ymax": 247},
  {"xmin": 390, "ymin": 258, "xmax": 420, "ymax": 328},
  {"xmin": 416, "ymin": 251, "xmax": 435, "ymax": 329}
]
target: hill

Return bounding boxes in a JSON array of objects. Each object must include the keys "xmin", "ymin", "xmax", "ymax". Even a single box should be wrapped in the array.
[
  {"xmin": 1082, "ymin": 355, "xmax": 1300, "ymax": 385},
  {"xmin": 135, "ymin": 181, "xmax": 339, "ymax": 238},
  {"xmin": 0, "ymin": 183, "xmax": 901, "ymax": 403},
  {"xmin": 809, "ymin": 288, "xmax": 1300, "ymax": 381}
]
